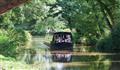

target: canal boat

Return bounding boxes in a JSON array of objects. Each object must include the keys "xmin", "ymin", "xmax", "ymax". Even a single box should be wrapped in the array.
[{"xmin": 50, "ymin": 32, "xmax": 73, "ymax": 62}]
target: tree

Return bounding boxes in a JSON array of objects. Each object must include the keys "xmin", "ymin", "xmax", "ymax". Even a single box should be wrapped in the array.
[
  {"xmin": 47, "ymin": 0, "xmax": 103, "ymax": 45},
  {"xmin": 0, "ymin": 0, "xmax": 50, "ymax": 57}
]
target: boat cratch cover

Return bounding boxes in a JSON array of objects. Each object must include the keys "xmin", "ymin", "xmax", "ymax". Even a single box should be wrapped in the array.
[{"xmin": 0, "ymin": 0, "xmax": 30, "ymax": 14}]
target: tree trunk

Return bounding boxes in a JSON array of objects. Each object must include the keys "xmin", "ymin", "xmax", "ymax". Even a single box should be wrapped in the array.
[{"xmin": 97, "ymin": 0, "xmax": 114, "ymax": 31}]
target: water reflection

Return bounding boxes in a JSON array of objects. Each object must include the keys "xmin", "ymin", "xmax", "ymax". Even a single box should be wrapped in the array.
[
  {"xmin": 18, "ymin": 36, "xmax": 111, "ymax": 70},
  {"xmin": 55, "ymin": 63, "xmax": 64, "ymax": 70}
]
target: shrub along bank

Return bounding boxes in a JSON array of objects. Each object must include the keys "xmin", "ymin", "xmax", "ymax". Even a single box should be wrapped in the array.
[
  {"xmin": 97, "ymin": 23, "xmax": 120, "ymax": 53},
  {"xmin": 0, "ymin": 28, "xmax": 31, "ymax": 57}
]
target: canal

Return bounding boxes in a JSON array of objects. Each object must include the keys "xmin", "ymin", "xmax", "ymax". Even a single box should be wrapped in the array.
[{"xmin": 18, "ymin": 36, "xmax": 120, "ymax": 70}]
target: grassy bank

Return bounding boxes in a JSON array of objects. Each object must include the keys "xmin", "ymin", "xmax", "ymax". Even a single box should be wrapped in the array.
[
  {"xmin": 0, "ymin": 54, "xmax": 31, "ymax": 70},
  {"xmin": 0, "ymin": 54, "xmax": 50, "ymax": 70}
]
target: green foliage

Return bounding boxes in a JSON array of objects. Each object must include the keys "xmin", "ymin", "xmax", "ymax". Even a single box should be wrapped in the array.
[
  {"xmin": 73, "ymin": 32, "xmax": 81, "ymax": 44},
  {"xmin": 96, "ymin": 35, "xmax": 113, "ymax": 52},
  {"xmin": 0, "ymin": 0, "xmax": 120, "ymax": 57},
  {"xmin": 0, "ymin": 29, "xmax": 28, "ymax": 57},
  {"xmin": 0, "ymin": 36, "xmax": 8, "ymax": 44},
  {"xmin": 0, "ymin": 0, "xmax": 50, "ymax": 33},
  {"xmin": 0, "ymin": 0, "xmax": 52, "ymax": 57},
  {"xmin": 111, "ymin": 23, "xmax": 120, "ymax": 52},
  {"xmin": 96, "ymin": 23, "xmax": 120, "ymax": 53},
  {"xmin": 0, "ymin": 55, "xmax": 41, "ymax": 70},
  {"xmin": 47, "ymin": 0, "xmax": 104, "ymax": 45},
  {"xmin": 47, "ymin": 0, "xmax": 120, "ymax": 46},
  {"xmin": 45, "ymin": 17, "xmax": 66, "ymax": 31},
  {"xmin": 31, "ymin": 21, "xmax": 46, "ymax": 35},
  {"xmin": 86, "ymin": 36, "xmax": 98, "ymax": 46},
  {"xmin": 7, "ymin": 29, "xmax": 27, "ymax": 46}
]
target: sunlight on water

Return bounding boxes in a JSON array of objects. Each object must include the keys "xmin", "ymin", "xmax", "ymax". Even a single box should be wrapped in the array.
[{"xmin": 55, "ymin": 63, "xmax": 64, "ymax": 70}]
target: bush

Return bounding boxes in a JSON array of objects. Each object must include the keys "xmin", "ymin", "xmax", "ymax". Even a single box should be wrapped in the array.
[
  {"xmin": 0, "ymin": 29, "xmax": 29, "ymax": 57},
  {"xmin": 31, "ymin": 29, "xmax": 46, "ymax": 36},
  {"xmin": 73, "ymin": 32, "xmax": 81, "ymax": 44},
  {"xmin": 111, "ymin": 23, "xmax": 120, "ymax": 52},
  {"xmin": 96, "ymin": 35, "xmax": 113, "ymax": 52},
  {"xmin": 96, "ymin": 23, "xmax": 120, "ymax": 53},
  {"xmin": 0, "ymin": 36, "xmax": 8, "ymax": 44},
  {"xmin": 0, "ymin": 35, "xmax": 16, "ymax": 57},
  {"xmin": 31, "ymin": 22, "xmax": 47, "ymax": 36},
  {"xmin": 7, "ymin": 29, "xmax": 27, "ymax": 45},
  {"xmin": 86, "ymin": 36, "xmax": 98, "ymax": 46}
]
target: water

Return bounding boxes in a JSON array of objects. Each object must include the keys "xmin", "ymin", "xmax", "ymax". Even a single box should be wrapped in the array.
[{"xmin": 18, "ymin": 36, "xmax": 119, "ymax": 70}]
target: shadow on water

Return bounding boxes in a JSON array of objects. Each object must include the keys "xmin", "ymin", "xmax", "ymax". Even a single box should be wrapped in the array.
[{"xmin": 17, "ymin": 36, "xmax": 116, "ymax": 70}]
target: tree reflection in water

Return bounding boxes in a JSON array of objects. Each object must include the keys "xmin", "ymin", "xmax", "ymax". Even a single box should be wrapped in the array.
[{"xmin": 17, "ymin": 36, "xmax": 111, "ymax": 70}]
